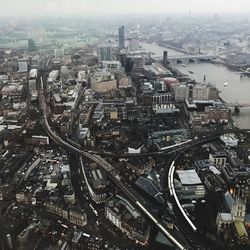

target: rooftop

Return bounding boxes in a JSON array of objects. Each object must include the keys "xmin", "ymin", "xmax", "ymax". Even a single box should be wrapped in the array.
[{"xmin": 176, "ymin": 169, "xmax": 202, "ymax": 185}]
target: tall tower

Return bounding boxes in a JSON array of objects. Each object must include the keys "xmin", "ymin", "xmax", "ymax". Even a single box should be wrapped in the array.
[
  {"xmin": 118, "ymin": 26, "xmax": 125, "ymax": 50},
  {"xmin": 163, "ymin": 51, "xmax": 168, "ymax": 67},
  {"xmin": 28, "ymin": 39, "xmax": 36, "ymax": 52}
]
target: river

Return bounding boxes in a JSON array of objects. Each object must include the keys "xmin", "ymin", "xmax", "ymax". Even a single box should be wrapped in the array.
[{"xmin": 141, "ymin": 42, "xmax": 250, "ymax": 129}]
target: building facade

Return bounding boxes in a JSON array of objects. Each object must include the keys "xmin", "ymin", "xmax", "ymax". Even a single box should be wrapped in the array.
[{"xmin": 119, "ymin": 26, "xmax": 125, "ymax": 50}]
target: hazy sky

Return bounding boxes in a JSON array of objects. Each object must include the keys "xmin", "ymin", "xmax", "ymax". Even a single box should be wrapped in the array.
[{"xmin": 0, "ymin": 0, "xmax": 250, "ymax": 17}]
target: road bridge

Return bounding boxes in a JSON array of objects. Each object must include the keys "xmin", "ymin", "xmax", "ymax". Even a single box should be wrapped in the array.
[
  {"xmin": 191, "ymin": 128, "xmax": 250, "ymax": 138},
  {"xmin": 167, "ymin": 54, "xmax": 217, "ymax": 64},
  {"xmin": 157, "ymin": 43, "xmax": 190, "ymax": 54},
  {"xmin": 165, "ymin": 136, "xmax": 224, "ymax": 237},
  {"xmin": 65, "ymin": 128, "xmax": 250, "ymax": 159},
  {"xmin": 226, "ymin": 102, "xmax": 250, "ymax": 113},
  {"xmin": 226, "ymin": 102, "xmax": 250, "ymax": 108}
]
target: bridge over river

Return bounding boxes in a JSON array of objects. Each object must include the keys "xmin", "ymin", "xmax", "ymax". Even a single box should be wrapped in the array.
[
  {"xmin": 167, "ymin": 54, "xmax": 217, "ymax": 64},
  {"xmin": 226, "ymin": 102, "xmax": 250, "ymax": 113},
  {"xmin": 226, "ymin": 102, "xmax": 250, "ymax": 108}
]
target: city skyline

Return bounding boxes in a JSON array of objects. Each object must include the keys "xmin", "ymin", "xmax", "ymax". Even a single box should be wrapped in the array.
[
  {"xmin": 1, "ymin": 0, "xmax": 250, "ymax": 17},
  {"xmin": 1, "ymin": 1, "xmax": 250, "ymax": 249}
]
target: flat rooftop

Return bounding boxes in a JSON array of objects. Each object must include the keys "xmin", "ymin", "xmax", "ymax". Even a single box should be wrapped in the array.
[{"xmin": 176, "ymin": 169, "xmax": 202, "ymax": 185}]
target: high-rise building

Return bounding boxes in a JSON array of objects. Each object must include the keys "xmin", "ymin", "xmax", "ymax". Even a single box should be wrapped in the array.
[
  {"xmin": 132, "ymin": 56, "xmax": 145, "ymax": 74},
  {"xmin": 98, "ymin": 44, "xmax": 113, "ymax": 61},
  {"xmin": 163, "ymin": 51, "xmax": 168, "ymax": 67},
  {"xmin": 118, "ymin": 26, "xmax": 125, "ymax": 50},
  {"xmin": 28, "ymin": 39, "xmax": 36, "ymax": 52},
  {"xmin": 119, "ymin": 52, "xmax": 127, "ymax": 68}
]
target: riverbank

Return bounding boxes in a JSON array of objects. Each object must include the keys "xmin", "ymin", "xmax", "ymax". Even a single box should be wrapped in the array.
[{"xmin": 141, "ymin": 42, "xmax": 250, "ymax": 129}]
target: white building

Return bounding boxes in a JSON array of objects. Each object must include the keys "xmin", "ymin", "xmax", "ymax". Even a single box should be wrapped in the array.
[
  {"xmin": 48, "ymin": 70, "xmax": 59, "ymax": 82},
  {"xmin": 192, "ymin": 85, "xmax": 209, "ymax": 100},
  {"xmin": 29, "ymin": 69, "xmax": 38, "ymax": 79},
  {"xmin": 102, "ymin": 60, "xmax": 121, "ymax": 70},
  {"xmin": 31, "ymin": 135, "xmax": 49, "ymax": 145},
  {"xmin": 128, "ymin": 144, "xmax": 144, "ymax": 154},
  {"xmin": 220, "ymin": 134, "xmax": 239, "ymax": 148}
]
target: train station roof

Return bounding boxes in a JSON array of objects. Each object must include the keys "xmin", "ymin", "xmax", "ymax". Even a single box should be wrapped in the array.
[{"xmin": 176, "ymin": 169, "xmax": 202, "ymax": 185}]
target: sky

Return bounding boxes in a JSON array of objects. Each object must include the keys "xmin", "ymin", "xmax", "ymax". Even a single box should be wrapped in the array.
[{"xmin": 0, "ymin": 0, "xmax": 250, "ymax": 17}]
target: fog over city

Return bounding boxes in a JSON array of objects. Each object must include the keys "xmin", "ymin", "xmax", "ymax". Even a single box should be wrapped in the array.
[
  {"xmin": 1, "ymin": 0, "xmax": 250, "ymax": 250},
  {"xmin": 0, "ymin": 0, "xmax": 250, "ymax": 16}
]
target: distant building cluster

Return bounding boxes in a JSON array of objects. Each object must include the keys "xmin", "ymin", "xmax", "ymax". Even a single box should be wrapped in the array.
[
  {"xmin": 1, "ymin": 18, "xmax": 250, "ymax": 250},
  {"xmin": 13, "ymin": 149, "xmax": 88, "ymax": 227}
]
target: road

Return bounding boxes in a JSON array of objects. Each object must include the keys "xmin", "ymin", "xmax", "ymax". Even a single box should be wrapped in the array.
[{"xmin": 60, "ymin": 127, "xmax": 250, "ymax": 158}]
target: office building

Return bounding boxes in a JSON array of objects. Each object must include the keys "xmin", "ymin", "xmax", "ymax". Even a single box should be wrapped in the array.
[
  {"xmin": 98, "ymin": 44, "xmax": 113, "ymax": 61},
  {"xmin": 209, "ymin": 144, "xmax": 227, "ymax": 167},
  {"xmin": 28, "ymin": 39, "xmax": 36, "ymax": 52},
  {"xmin": 163, "ymin": 51, "xmax": 168, "ymax": 67},
  {"xmin": 90, "ymin": 70, "xmax": 117, "ymax": 92},
  {"xmin": 118, "ymin": 75, "xmax": 132, "ymax": 88},
  {"xmin": 119, "ymin": 26, "xmax": 125, "ymax": 50},
  {"xmin": 86, "ymin": 164, "xmax": 107, "ymax": 203},
  {"xmin": 174, "ymin": 83, "xmax": 219, "ymax": 102},
  {"xmin": 174, "ymin": 84, "xmax": 189, "ymax": 102},
  {"xmin": 132, "ymin": 56, "xmax": 145, "ymax": 74}
]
